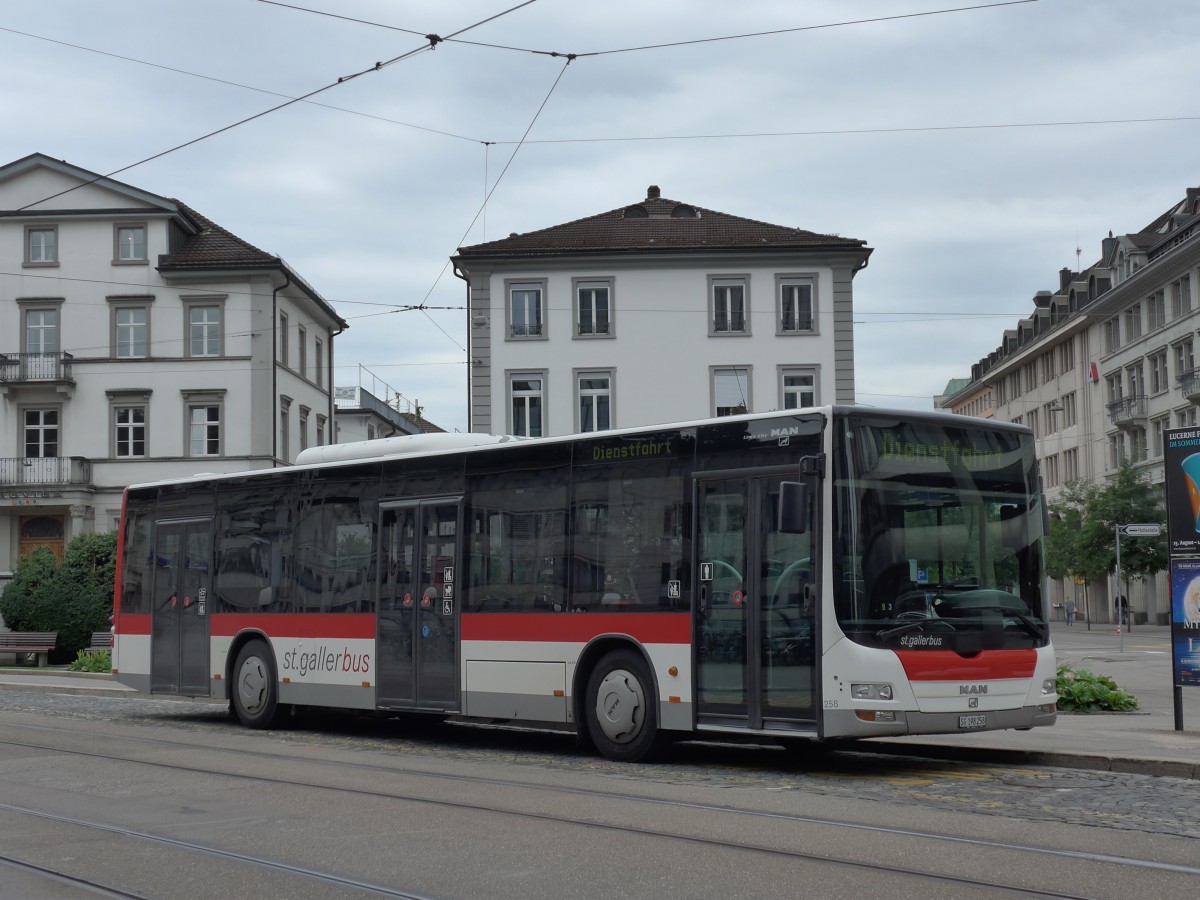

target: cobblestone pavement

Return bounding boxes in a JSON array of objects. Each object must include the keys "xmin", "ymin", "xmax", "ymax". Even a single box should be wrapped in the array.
[{"xmin": 3, "ymin": 688, "xmax": 1200, "ymax": 840}]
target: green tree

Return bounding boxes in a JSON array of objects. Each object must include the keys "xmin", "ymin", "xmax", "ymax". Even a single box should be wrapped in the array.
[
  {"xmin": 1082, "ymin": 462, "xmax": 1167, "ymax": 602},
  {"xmin": 1046, "ymin": 464, "xmax": 1167, "ymax": 622},
  {"xmin": 0, "ymin": 532, "xmax": 117, "ymax": 658},
  {"xmin": 1046, "ymin": 479, "xmax": 1100, "ymax": 582}
]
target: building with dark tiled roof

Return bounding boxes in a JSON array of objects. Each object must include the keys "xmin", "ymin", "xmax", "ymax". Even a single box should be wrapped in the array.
[
  {"xmin": 0, "ymin": 153, "xmax": 347, "ymax": 588},
  {"xmin": 943, "ymin": 185, "xmax": 1200, "ymax": 627},
  {"xmin": 452, "ymin": 185, "xmax": 871, "ymax": 435}
]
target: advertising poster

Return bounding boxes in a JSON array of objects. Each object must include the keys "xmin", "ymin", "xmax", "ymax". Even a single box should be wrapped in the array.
[
  {"xmin": 1163, "ymin": 428, "xmax": 1200, "ymax": 554},
  {"xmin": 1170, "ymin": 558, "xmax": 1200, "ymax": 687}
]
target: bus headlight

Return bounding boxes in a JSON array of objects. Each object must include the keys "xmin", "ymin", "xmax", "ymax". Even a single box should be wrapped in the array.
[
  {"xmin": 1042, "ymin": 678, "xmax": 1056, "ymax": 696},
  {"xmin": 851, "ymin": 682, "xmax": 893, "ymax": 701}
]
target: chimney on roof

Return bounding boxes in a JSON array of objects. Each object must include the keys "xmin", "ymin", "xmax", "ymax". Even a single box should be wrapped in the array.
[
  {"xmin": 647, "ymin": 185, "xmax": 661, "ymax": 200},
  {"xmin": 1059, "ymin": 268, "xmax": 1073, "ymax": 291}
]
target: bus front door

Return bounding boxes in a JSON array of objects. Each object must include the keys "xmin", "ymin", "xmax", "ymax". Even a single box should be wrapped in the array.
[
  {"xmin": 150, "ymin": 518, "xmax": 212, "ymax": 695},
  {"xmin": 377, "ymin": 499, "xmax": 461, "ymax": 711},
  {"xmin": 696, "ymin": 475, "xmax": 817, "ymax": 730}
]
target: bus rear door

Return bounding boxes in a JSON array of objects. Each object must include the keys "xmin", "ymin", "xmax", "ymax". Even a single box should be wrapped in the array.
[
  {"xmin": 376, "ymin": 498, "xmax": 462, "ymax": 711},
  {"xmin": 695, "ymin": 473, "xmax": 818, "ymax": 731},
  {"xmin": 150, "ymin": 518, "xmax": 212, "ymax": 695}
]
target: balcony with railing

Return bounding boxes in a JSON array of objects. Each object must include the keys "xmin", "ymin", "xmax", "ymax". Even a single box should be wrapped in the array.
[
  {"xmin": 0, "ymin": 457, "xmax": 92, "ymax": 487},
  {"xmin": 1179, "ymin": 368, "xmax": 1200, "ymax": 403},
  {"xmin": 0, "ymin": 352, "xmax": 75, "ymax": 397},
  {"xmin": 1106, "ymin": 395, "xmax": 1148, "ymax": 428}
]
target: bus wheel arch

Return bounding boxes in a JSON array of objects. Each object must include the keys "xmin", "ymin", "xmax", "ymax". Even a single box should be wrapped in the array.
[
  {"xmin": 578, "ymin": 640, "xmax": 664, "ymax": 762},
  {"xmin": 229, "ymin": 635, "xmax": 288, "ymax": 728}
]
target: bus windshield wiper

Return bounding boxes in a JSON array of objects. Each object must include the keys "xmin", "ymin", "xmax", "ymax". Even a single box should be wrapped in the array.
[{"xmin": 958, "ymin": 604, "xmax": 1044, "ymax": 640}]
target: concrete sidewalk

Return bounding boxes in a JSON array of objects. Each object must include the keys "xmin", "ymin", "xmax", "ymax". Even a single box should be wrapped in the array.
[{"xmin": 2, "ymin": 622, "xmax": 1198, "ymax": 778}]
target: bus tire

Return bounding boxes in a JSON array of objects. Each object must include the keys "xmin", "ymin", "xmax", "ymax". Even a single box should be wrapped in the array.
[
  {"xmin": 231, "ymin": 639, "xmax": 286, "ymax": 729},
  {"xmin": 585, "ymin": 649, "xmax": 662, "ymax": 762}
]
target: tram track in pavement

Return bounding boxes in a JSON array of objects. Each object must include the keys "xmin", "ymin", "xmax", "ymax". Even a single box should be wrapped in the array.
[{"xmin": 2, "ymin": 721, "xmax": 1199, "ymax": 899}]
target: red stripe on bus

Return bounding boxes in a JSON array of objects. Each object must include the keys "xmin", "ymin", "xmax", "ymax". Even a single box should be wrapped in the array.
[
  {"xmin": 117, "ymin": 613, "xmax": 151, "ymax": 636},
  {"xmin": 896, "ymin": 649, "xmax": 1037, "ymax": 681},
  {"xmin": 461, "ymin": 612, "xmax": 691, "ymax": 644}
]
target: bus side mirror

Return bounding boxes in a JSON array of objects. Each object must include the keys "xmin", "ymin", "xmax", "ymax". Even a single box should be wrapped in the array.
[{"xmin": 779, "ymin": 481, "xmax": 809, "ymax": 534}]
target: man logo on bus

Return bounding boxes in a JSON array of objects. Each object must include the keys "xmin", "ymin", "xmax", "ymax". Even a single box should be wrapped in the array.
[{"xmin": 959, "ymin": 684, "xmax": 988, "ymax": 695}]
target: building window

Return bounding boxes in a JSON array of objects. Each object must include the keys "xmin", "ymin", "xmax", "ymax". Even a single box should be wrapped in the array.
[
  {"xmin": 114, "ymin": 406, "xmax": 147, "ymax": 457},
  {"xmin": 1063, "ymin": 448, "xmax": 1078, "ymax": 482},
  {"xmin": 1104, "ymin": 318, "xmax": 1120, "ymax": 353},
  {"xmin": 24, "ymin": 408, "xmax": 59, "ymax": 457},
  {"xmin": 710, "ymin": 278, "xmax": 748, "ymax": 335},
  {"xmin": 781, "ymin": 367, "xmax": 816, "ymax": 409},
  {"xmin": 316, "ymin": 414, "xmax": 327, "ymax": 446},
  {"xmin": 1040, "ymin": 351, "xmax": 1054, "ymax": 384},
  {"xmin": 1147, "ymin": 291, "xmax": 1166, "ymax": 330},
  {"xmin": 1108, "ymin": 433, "xmax": 1122, "ymax": 469},
  {"xmin": 280, "ymin": 398, "xmax": 291, "ymax": 462},
  {"xmin": 712, "ymin": 367, "xmax": 751, "ymax": 416},
  {"xmin": 1178, "ymin": 407, "xmax": 1198, "ymax": 428},
  {"xmin": 577, "ymin": 371, "xmax": 612, "ymax": 432},
  {"xmin": 1175, "ymin": 338, "xmax": 1195, "ymax": 379},
  {"xmin": 575, "ymin": 280, "xmax": 613, "ymax": 337},
  {"xmin": 183, "ymin": 392, "xmax": 225, "ymax": 457},
  {"xmin": 1130, "ymin": 426, "xmax": 1148, "ymax": 462},
  {"xmin": 23, "ymin": 307, "xmax": 60, "ymax": 359},
  {"xmin": 1058, "ymin": 338, "xmax": 1075, "ymax": 374},
  {"xmin": 507, "ymin": 281, "xmax": 545, "ymax": 338},
  {"xmin": 1043, "ymin": 401, "xmax": 1059, "ymax": 433},
  {"xmin": 1172, "ymin": 276, "xmax": 1192, "ymax": 318},
  {"xmin": 24, "ymin": 226, "xmax": 57, "ymax": 266},
  {"xmin": 114, "ymin": 224, "xmax": 147, "ymax": 263},
  {"xmin": 1124, "ymin": 304, "xmax": 1142, "ymax": 341},
  {"xmin": 1149, "ymin": 350, "xmax": 1169, "ymax": 394},
  {"xmin": 777, "ymin": 276, "xmax": 815, "ymax": 334},
  {"xmin": 1043, "ymin": 454, "xmax": 1059, "ymax": 488},
  {"xmin": 187, "ymin": 304, "xmax": 222, "ymax": 357},
  {"xmin": 314, "ymin": 337, "xmax": 324, "ymax": 387},
  {"xmin": 1063, "ymin": 391, "xmax": 1077, "ymax": 428},
  {"xmin": 279, "ymin": 312, "xmax": 289, "ymax": 366},
  {"xmin": 1127, "ymin": 362, "xmax": 1144, "ymax": 398},
  {"xmin": 299, "ymin": 406, "xmax": 310, "ymax": 453},
  {"xmin": 510, "ymin": 373, "xmax": 544, "ymax": 436},
  {"xmin": 297, "ymin": 326, "xmax": 307, "ymax": 379},
  {"xmin": 112, "ymin": 305, "xmax": 149, "ymax": 358},
  {"xmin": 1153, "ymin": 417, "xmax": 1169, "ymax": 457}
]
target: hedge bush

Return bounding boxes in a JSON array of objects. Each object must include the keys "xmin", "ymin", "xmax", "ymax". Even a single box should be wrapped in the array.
[{"xmin": 0, "ymin": 532, "xmax": 116, "ymax": 660}]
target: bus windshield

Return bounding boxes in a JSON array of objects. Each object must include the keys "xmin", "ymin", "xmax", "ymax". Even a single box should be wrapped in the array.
[{"xmin": 832, "ymin": 415, "xmax": 1048, "ymax": 651}]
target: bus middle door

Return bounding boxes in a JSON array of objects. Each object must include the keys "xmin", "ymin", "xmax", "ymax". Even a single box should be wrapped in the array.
[
  {"xmin": 695, "ymin": 474, "xmax": 817, "ymax": 731},
  {"xmin": 150, "ymin": 518, "xmax": 212, "ymax": 695},
  {"xmin": 377, "ymin": 499, "xmax": 462, "ymax": 711}
]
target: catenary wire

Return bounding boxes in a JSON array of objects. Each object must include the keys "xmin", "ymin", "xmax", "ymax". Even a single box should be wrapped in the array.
[{"xmin": 2, "ymin": 1, "xmax": 540, "ymax": 216}]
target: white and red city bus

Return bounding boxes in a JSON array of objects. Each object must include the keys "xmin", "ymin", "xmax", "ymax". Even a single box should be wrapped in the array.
[{"xmin": 112, "ymin": 407, "xmax": 1057, "ymax": 761}]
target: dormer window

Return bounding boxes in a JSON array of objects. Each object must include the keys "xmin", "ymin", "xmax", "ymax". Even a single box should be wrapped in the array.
[
  {"xmin": 671, "ymin": 204, "xmax": 697, "ymax": 218},
  {"xmin": 623, "ymin": 205, "xmax": 648, "ymax": 218}
]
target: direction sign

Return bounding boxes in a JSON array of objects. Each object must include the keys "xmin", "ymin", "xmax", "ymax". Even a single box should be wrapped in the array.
[{"xmin": 1120, "ymin": 524, "xmax": 1162, "ymax": 537}]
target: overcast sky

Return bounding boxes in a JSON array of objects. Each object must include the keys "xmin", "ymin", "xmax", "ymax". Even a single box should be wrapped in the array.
[{"xmin": 4, "ymin": 0, "xmax": 1198, "ymax": 432}]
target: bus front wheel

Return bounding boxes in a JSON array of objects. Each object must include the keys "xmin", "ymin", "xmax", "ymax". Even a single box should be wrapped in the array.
[
  {"xmin": 585, "ymin": 649, "xmax": 662, "ymax": 762},
  {"xmin": 231, "ymin": 639, "xmax": 287, "ymax": 728}
]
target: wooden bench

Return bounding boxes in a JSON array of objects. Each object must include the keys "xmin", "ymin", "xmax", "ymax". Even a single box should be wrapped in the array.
[
  {"xmin": 0, "ymin": 631, "xmax": 59, "ymax": 667},
  {"xmin": 89, "ymin": 631, "xmax": 114, "ymax": 650}
]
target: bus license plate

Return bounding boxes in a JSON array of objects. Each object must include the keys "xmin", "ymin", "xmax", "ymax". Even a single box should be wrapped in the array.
[{"xmin": 958, "ymin": 714, "xmax": 987, "ymax": 729}]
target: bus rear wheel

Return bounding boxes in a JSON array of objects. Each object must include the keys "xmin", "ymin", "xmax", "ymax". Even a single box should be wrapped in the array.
[
  {"xmin": 231, "ymin": 639, "xmax": 287, "ymax": 728},
  {"xmin": 585, "ymin": 649, "xmax": 662, "ymax": 762}
]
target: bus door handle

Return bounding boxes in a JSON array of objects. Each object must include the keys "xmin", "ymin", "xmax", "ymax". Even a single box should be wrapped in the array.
[{"xmin": 700, "ymin": 585, "xmax": 710, "ymax": 618}]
